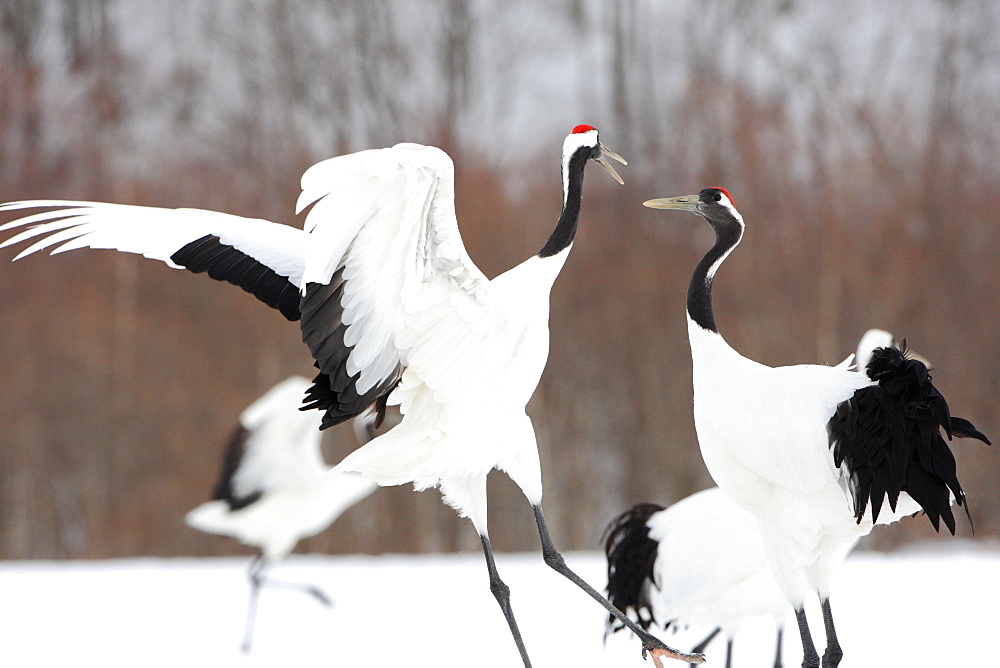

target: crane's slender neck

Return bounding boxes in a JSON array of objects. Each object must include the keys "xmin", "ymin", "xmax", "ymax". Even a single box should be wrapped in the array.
[
  {"xmin": 687, "ymin": 213, "xmax": 744, "ymax": 333},
  {"xmin": 538, "ymin": 147, "xmax": 589, "ymax": 258}
]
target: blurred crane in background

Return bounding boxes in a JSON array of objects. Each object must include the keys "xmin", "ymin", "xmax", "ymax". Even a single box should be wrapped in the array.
[{"xmin": 186, "ymin": 376, "xmax": 378, "ymax": 653}]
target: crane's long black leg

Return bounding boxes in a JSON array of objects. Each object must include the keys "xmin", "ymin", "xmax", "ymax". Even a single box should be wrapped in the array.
[
  {"xmin": 795, "ymin": 608, "xmax": 819, "ymax": 668},
  {"xmin": 241, "ymin": 555, "xmax": 266, "ymax": 654},
  {"xmin": 724, "ymin": 637, "xmax": 734, "ymax": 668},
  {"xmin": 774, "ymin": 626, "xmax": 785, "ymax": 668},
  {"xmin": 820, "ymin": 598, "xmax": 843, "ymax": 667},
  {"xmin": 481, "ymin": 534, "xmax": 532, "ymax": 668},
  {"xmin": 689, "ymin": 627, "xmax": 720, "ymax": 667},
  {"xmin": 531, "ymin": 504, "xmax": 704, "ymax": 665}
]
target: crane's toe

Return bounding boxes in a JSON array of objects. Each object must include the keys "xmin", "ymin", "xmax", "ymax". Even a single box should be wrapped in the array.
[
  {"xmin": 305, "ymin": 585, "xmax": 334, "ymax": 607},
  {"xmin": 645, "ymin": 641, "xmax": 705, "ymax": 666}
]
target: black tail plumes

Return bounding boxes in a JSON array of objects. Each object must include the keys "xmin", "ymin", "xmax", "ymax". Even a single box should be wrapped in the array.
[
  {"xmin": 603, "ymin": 502, "xmax": 664, "ymax": 638},
  {"xmin": 828, "ymin": 345, "xmax": 991, "ymax": 534}
]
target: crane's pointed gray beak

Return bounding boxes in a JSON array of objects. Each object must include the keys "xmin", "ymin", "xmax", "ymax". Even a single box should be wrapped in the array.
[
  {"xmin": 596, "ymin": 144, "xmax": 626, "ymax": 184},
  {"xmin": 643, "ymin": 194, "xmax": 701, "ymax": 212}
]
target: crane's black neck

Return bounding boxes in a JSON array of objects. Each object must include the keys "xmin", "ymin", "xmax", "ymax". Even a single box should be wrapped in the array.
[
  {"xmin": 538, "ymin": 147, "xmax": 590, "ymax": 258},
  {"xmin": 688, "ymin": 213, "xmax": 743, "ymax": 333}
]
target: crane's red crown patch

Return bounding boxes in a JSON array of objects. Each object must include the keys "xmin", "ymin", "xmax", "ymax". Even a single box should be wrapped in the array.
[
  {"xmin": 572, "ymin": 124, "xmax": 596, "ymax": 134},
  {"xmin": 711, "ymin": 187, "xmax": 735, "ymax": 207}
]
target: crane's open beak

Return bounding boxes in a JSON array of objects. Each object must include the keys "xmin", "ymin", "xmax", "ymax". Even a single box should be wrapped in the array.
[
  {"xmin": 643, "ymin": 194, "xmax": 700, "ymax": 212},
  {"xmin": 596, "ymin": 144, "xmax": 627, "ymax": 184}
]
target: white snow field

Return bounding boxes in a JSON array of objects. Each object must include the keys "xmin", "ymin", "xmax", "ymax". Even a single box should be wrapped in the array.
[{"xmin": 0, "ymin": 546, "xmax": 997, "ymax": 667}]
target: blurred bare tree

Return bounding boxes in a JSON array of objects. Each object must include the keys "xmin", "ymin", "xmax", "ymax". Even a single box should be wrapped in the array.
[{"xmin": 0, "ymin": 0, "xmax": 996, "ymax": 560}]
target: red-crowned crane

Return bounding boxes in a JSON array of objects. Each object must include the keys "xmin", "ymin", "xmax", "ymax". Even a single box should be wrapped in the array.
[
  {"xmin": 601, "ymin": 329, "xmax": 911, "ymax": 668},
  {"xmin": 642, "ymin": 188, "xmax": 990, "ymax": 668},
  {"xmin": 185, "ymin": 375, "xmax": 378, "ymax": 653},
  {"xmin": 0, "ymin": 127, "xmax": 701, "ymax": 666}
]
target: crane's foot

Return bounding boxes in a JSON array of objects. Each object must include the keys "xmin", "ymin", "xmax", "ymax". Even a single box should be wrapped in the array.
[
  {"xmin": 305, "ymin": 585, "xmax": 334, "ymax": 608},
  {"xmin": 820, "ymin": 647, "xmax": 842, "ymax": 667},
  {"xmin": 643, "ymin": 638, "xmax": 705, "ymax": 666}
]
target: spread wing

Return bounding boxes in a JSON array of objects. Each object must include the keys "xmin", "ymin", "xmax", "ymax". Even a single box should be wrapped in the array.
[
  {"xmin": 292, "ymin": 143, "xmax": 507, "ymax": 428},
  {"xmin": 0, "ymin": 200, "xmax": 307, "ymax": 320},
  {"xmin": 0, "ymin": 141, "xmax": 506, "ymax": 431}
]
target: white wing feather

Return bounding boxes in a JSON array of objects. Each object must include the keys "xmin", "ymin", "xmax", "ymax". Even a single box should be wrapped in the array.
[
  {"xmin": 295, "ymin": 143, "xmax": 496, "ymax": 400},
  {"xmin": 0, "ymin": 201, "xmax": 307, "ymax": 284}
]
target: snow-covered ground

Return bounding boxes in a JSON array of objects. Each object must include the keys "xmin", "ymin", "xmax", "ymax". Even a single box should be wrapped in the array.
[{"xmin": 0, "ymin": 546, "xmax": 996, "ymax": 667}]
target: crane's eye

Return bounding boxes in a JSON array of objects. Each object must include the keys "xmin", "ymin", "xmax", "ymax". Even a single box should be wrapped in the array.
[{"xmin": 712, "ymin": 192, "xmax": 722, "ymax": 202}]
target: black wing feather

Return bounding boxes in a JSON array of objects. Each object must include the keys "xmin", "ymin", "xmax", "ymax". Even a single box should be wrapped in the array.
[
  {"xmin": 299, "ymin": 270, "xmax": 403, "ymax": 429},
  {"xmin": 174, "ymin": 235, "xmax": 405, "ymax": 430},
  {"xmin": 828, "ymin": 345, "xmax": 990, "ymax": 534},
  {"xmin": 170, "ymin": 234, "xmax": 301, "ymax": 321},
  {"xmin": 210, "ymin": 425, "xmax": 264, "ymax": 511},
  {"xmin": 948, "ymin": 417, "xmax": 991, "ymax": 444}
]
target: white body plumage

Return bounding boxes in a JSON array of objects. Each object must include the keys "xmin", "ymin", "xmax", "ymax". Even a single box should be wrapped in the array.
[
  {"xmin": 334, "ymin": 252, "xmax": 567, "ymax": 524},
  {"xmin": 687, "ymin": 323, "xmax": 922, "ymax": 606},
  {"xmin": 647, "ymin": 487, "xmax": 791, "ymax": 636}
]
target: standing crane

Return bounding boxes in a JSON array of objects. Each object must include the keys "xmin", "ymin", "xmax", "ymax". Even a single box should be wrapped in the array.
[
  {"xmin": 602, "ymin": 329, "xmax": 913, "ymax": 668},
  {"xmin": 186, "ymin": 375, "xmax": 378, "ymax": 653},
  {"xmin": 642, "ymin": 188, "xmax": 990, "ymax": 667},
  {"xmin": 0, "ymin": 126, "xmax": 700, "ymax": 666}
]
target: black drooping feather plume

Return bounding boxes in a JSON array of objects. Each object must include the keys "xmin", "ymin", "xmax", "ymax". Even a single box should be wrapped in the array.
[
  {"xmin": 603, "ymin": 502, "xmax": 664, "ymax": 639},
  {"xmin": 828, "ymin": 344, "xmax": 991, "ymax": 534}
]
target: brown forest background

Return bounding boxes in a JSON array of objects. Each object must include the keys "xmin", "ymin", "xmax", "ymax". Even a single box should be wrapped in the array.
[{"xmin": 0, "ymin": 0, "xmax": 997, "ymax": 561}]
